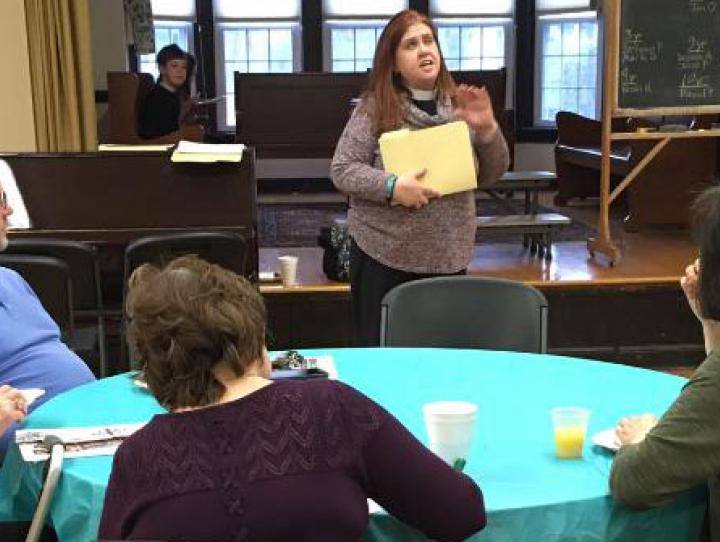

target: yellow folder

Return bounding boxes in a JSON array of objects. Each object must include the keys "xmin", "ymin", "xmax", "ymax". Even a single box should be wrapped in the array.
[{"xmin": 378, "ymin": 121, "xmax": 477, "ymax": 195}]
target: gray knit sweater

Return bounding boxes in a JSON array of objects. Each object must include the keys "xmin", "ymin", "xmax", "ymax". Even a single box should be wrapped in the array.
[
  {"xmin": 610, "ymin": 350, "xmax": 720, "ymax": 540},
  {"xmin": 331, "ymin": 95, "xmax": 510, "ymax": 274}
]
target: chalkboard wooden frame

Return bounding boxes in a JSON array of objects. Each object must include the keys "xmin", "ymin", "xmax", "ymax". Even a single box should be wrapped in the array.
[
  {"xmin": 612, "ymin": 0, "xmax": 720, "ymax": 117},
  {"xmin": 587, "ymin": 0, "xmax": 720, "ymax": 266}
]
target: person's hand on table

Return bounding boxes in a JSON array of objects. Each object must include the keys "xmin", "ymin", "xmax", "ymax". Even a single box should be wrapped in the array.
[
  {"xmin": 392, "ymin": 168, "xmax": 440, "ymax": 209},
  {"xmin": 453, "ymin": 84, "xmax": 498, "ymax": 144},
  {"xmin": 680, "ymin": 258, "xmax": 702, "ymax": 321},
  {"xmin": 0, "ymin": 385, "xmax": 27, "ymax": 436},
  {"xmin": 615, "ymin": 413, "xmax": 658, "ymax": 446}
]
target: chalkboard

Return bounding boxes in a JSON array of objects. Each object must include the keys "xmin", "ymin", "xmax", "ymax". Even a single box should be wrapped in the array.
[{"xmin": 616, "ymin": 0, "xmax": 720, "ymax": 113}]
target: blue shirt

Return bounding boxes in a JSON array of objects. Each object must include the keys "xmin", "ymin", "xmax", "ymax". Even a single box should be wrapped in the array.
[{"xmin": 0, "ymin": 267, "xmax": 95, "ymax": 455}]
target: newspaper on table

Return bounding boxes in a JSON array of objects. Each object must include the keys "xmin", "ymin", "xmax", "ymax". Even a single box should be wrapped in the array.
[{"xmin": 15, "ymin": 423, "xmax": 146, "ymax": 462}]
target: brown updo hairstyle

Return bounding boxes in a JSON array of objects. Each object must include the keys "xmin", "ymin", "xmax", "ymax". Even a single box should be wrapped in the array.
[
  {"xmin": 126, "ymin": 255, "xmax": 266, "ymax": 410},
  {"xmin": 363, "ymin": 9, "xmax": 456, "ymax": 136}
]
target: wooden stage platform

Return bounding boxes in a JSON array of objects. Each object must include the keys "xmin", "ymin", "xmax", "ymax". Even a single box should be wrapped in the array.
[{"xmin": 259, "ymin": 229, "xmax": 702, "ymax": 375}]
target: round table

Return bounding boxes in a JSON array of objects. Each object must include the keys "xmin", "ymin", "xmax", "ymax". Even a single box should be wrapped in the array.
[{"xmin": 0, "ymin": 349, "xmax": 706, "ymax": 542}]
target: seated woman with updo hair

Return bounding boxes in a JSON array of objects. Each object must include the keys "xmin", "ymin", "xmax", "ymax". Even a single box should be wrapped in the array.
[{"xmin": 98, "ymin": 255, "xmax": 486, "ymax": 542}]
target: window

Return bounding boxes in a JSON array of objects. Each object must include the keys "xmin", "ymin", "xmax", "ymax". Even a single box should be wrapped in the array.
[
  {"xmin": 430, "ymin": 1, "xmax": 514, "ymax": 105},
  {"xmin": 215, "ymin": 1, "xmax": 302, "ymax": 129},
  {"xmin": 435, "ymin": 20, "xmax": 508, "ymax": 71},
  {"xmin": 323, "ymin": 0, "xmax": 408, "ymax": 72},
  {"xmin": 535, "ymin": 1, "xmax": 600, "ymax": 125},
  {"xmin": 139, "ymin": 0, "xmax": 196, "ymax": 80}
]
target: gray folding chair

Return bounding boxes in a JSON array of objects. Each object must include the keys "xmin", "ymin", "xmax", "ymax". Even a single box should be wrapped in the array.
[{"xmin": 380, "ymin": 276, "xmax": 548, "ymax": 353}]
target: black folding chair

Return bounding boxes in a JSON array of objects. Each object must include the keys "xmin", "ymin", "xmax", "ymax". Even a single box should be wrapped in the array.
[
  {"xmin": 380, "ymin": 276, "xmax": 548, "ymax": 353},
  {"xmin": 121, "ymin": 231, "xmax": 249, "ymax": 369},
  {"xmin": 4, "ymin": 239, "xmax": 107, "ymax": 376}
]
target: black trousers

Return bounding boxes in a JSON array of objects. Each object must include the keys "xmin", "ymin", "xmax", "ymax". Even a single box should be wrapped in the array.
[{"xmin": 349, "ymin": 238, "xmax": 465, "ymax": 346}]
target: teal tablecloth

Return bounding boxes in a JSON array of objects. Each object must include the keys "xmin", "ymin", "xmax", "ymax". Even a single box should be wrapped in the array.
[{"xmin": 0, "ymin": 349, "xmax": 706, "ymax": 542}]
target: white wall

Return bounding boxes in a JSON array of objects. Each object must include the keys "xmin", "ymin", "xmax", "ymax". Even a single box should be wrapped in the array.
[
  {"xmin": 0, "ymin": 0, "xmax": 36, "ymax": 152},
  {"xmin": 90, "ymin": 0, "xmax": 128, "ymax": 91}
]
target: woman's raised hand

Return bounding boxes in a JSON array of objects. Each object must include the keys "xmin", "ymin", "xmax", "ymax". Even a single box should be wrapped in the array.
[
  {"xmin": 453, "ymin": 85, "xmax": 498, "ymax": 144},
  {"xmin": 392, "ymin": 169, "xmax": 440, "ymax": 209}
]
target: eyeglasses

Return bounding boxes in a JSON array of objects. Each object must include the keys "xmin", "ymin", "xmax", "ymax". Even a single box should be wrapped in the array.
[{"xmin": 0, "ymin": 191, "xmax": 7, "ymax": 210}]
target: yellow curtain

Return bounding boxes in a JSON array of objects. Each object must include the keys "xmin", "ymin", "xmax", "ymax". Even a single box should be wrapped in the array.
[{"xmin": 24, "ymin": 0, "xmax": 97, "ymax": 152}]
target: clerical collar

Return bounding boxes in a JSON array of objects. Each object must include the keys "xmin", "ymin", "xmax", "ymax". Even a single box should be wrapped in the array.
[{"xmin": 408, "ymin": 87, "xmax": 437, "ymax": 101}]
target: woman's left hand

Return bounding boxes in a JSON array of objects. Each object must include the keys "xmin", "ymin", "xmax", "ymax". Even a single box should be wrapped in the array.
[
  {"xmin": 453, "ymin": 84, "xmax": 498, "ymax": 144},
  {"xmin": 615, "ymin": 413, "xmax": 658, "ymax": 446}
]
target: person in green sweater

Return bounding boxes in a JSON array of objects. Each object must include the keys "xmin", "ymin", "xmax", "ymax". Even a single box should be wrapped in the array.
[{"xmin": 610, "ymin": 185, "xmax": 720, "ymax": 540}]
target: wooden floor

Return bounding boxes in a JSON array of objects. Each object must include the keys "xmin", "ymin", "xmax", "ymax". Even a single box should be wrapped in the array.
[
  {"xmin": 258, "ymin": 209, "xmax": 702, "ymax": 377},
  {"xmin": 259, "ymin": 228, "xmax": 696, "ymax": 294}
]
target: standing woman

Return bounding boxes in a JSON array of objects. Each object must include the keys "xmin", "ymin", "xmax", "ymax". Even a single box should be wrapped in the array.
[{"xmin": 331, "ymin": 9, "xmax": 510, "ymax": 346}]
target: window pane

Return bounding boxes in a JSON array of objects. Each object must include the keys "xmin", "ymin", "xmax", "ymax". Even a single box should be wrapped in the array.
[
  {"xmin": 445, "ymin": 58, "xmax": 461, "ymax": 70},
  {"xmin": 579, "ymin": 21, "xmax": 597, "ymax": 55},
  {"xmin": 561, "ymin": 56, "xmax": 579, "ymax": 87},
  {"xmin": 323, "ymin": 0, "xmax": 407, "ymax": 17},
  {"xmin": 542, "ymin": 88, "xmax": 560, "ymax": 122},
  {"xmin": 333, "ymin": 60, "xmax": 356, "ymax": 72},
  {"xmin": 483, "ymin": 26, "xmax": 505, "ymax": 57},
  {"xmin": 538, "ymin": 17, "xmax": 599, "ymax": 123},
  {"xmin": 430, "ymin": 0, "xmax": 513, "ymax": 16},
  {"xmin": 562, "ymin": 22, "xmax": 580, "ymax": 55},
  {"xmin": 561, "ymin": 88, "xmax": 577, "ymax": 111},
  {"xmin": 481, "ymin": 57, "xmax": 504, "ymax": 69},
  {"xmin": 355, "ymin": 59, "xmax": 373, "ymax": 72},
  {"xmin": 460, "ymin": 57, "xmax": 482, "ymax": 70},
  {"xmin": 460, "ymin": 27, "xmax": 482, "ymax": 59},
  {"xmin": 543, "ymin": 57, "xmax": 562, "ymax": 87},
  {"xmin": 436, "ymin": 23, "xmax": 506, "ymax": 72},
  {"xmin": 224, "ymin": 30, "xmax": 247, "ymax": 62},
  {"xmin": 355, "ymin": 29, "xmax": 377, "ymax": 61},
  {"xmin": 269, "ymin": 29, "xmax": 292, "ymax": 61},
  {"xmin": 270, "ymin": 61, "xmax": 293, "ymax": 73},
  {"xmin": 328, "ymin": 24, "xmax": 384, "ymax": 73},
  {"xmin": 151, "ymin": 0, "xmax": 195, "ymax": 17},
  {"xmin": 332, "ymin": 29, "xmax": 355, "ymax": 60},
  {"xmin": 248, "ymin": 30, "xmax": 270, "ymax": 61},
  {"xmin": 438, "ymin": 27, "xmax": 460, "ymax": 60},
  {"xmin": 578, "ymin": 56, "xmax": 596, "ymax": 88},
  {"xmin": 543, "ymin": 23, "xmax": 562, "ymax": 55},
  {"xmin": 578, "ymin": 88, "xmax": 595, "ymax": 118},
  {"xmin": 215, "ymin": 0, "xmax": 300, "ymax": 18},
  {"xmin": 249, "ymin": 60, "xmax": 269, "ymax": 72}
]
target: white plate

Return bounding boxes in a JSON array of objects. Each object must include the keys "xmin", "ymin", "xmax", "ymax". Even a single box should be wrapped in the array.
[
  {"xmin": 592, "ymin": 428, "xmax": 620, "ymax": 452},
  {"xmin": 19, "ymin": 388, "xmax": 45, "ymax": 406}
]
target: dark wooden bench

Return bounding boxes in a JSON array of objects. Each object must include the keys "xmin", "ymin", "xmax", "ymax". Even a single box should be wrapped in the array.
[{"xmin": 476, "ymin": 213, "xmax": 571, "ymax": 260}]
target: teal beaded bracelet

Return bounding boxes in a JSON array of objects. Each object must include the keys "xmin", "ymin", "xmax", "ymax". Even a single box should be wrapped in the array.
[{"xmin": 385, "ymin": 174, "xmax": 398, "ymax": 204}]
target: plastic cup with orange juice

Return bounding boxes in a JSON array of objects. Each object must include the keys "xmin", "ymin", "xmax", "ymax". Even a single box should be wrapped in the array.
[{"xmin": 550, "ymin": 407, "xmax": 591, "ymax": 459}]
